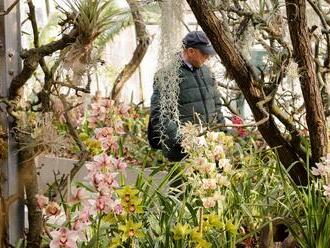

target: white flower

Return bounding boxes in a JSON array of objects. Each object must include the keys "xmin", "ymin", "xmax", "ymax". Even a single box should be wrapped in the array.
[
  {"xmin": 199, "ymin": 161, "xmax": 216, "ymax": 174},
  {"xmin": 201, "ymin": 179, "xmax": 217, "ymax": 191},
  {"xmin": 202, "ymin": 197, "xmax": 216, "ymax": 208},
  {"xmin": 213, "ymin": 192, "xmax": 226, "ymax": 203},
  {"xmin": 213, "ymin": 145, "xmax": 224, "ymax": 160},
  {"xmin": 323, "ymin": 184, "xmax": 330, "ymax": 198},
  {"xmin": 196, "ymin": 136, "xmax": 207, "ymax": 147},
  {"xmin": 206, "ymin": 131, "xmax": 219, "ymax": 142},
  {"xmin": 217, "ymin": 174, "xmax": 230, "ymax": 187},
  {"xmin": 218, "ymin": 159, "xmax": 232, "ymax": 173}
]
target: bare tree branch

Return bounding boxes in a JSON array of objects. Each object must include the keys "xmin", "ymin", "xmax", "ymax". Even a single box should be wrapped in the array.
[
  {"xmin": 0, "ymin": 0, "xmax": 19, "ymax": 16},
  {"xmin": 45, "ymin": 95, "xmax": 89, "ymax": 195},
  {"xmin": 9, "ymin": 30, "xmax": 78, "ymax": 100},
  {"xmin": 111, "ymin": 0, "xmax": 150, "ymax": 100}
]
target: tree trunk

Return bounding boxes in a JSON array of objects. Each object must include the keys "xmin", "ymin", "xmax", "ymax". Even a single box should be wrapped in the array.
[
  {"xmin": 285, "ymin": 0, "xmax": 328, "ymax": 163},
  {"xmin": 186, "ymin": 0, "xmax": 308, "ymax": 185},
  {"xmin": 111, "ymin": 0, "xmax": 150, "ymax": 101},
  {"xmin": 19, "ymin": 147, "xmax": 42, "ymax": 248}
]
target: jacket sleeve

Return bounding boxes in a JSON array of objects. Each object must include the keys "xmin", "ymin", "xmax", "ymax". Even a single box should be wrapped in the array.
[{"xmin": 148, "ymin": 82, "xmax": 162, "ymax": 149}]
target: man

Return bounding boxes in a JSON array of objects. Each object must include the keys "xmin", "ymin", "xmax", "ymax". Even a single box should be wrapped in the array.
[{"xmin": 148, "ymin": 31, "xmax": 225, "ymax": 161}]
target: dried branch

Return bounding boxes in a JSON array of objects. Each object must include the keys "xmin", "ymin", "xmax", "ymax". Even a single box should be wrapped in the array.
[
  {"xmin": 307, "ymin": 0, "xmax": 330, "ymax": 68},
  {"xmin": 216, "ymin": 80, "xmax": 240, "ymax": 91},
  {"xmin": 205, "ymin": 88, "xmax": 277, "ymax": 133},
  {"xmin": 9, "ymin": 30, "xmax": 78, "ymax": 100},
  {"xmin": 271, "ymin": 104, "xmax": 307, "ymax": 159},
  {"xmin": 27, "ymin": 0, "xmax": 51, "ymax": 78},
  {"xmin": 0, "ymin": 96, "xmax": 19, "ymax": 119},
  {"xmin": 111, "ymin": 0, "xmax": 150, "ymax": 100},
  {"xmin": 54, "ymin": 81, "xmax": 90, "ymax": 95},
  {"xmin": 59, "ymin": 96, "xmax": 86, "ymax": 152},
  {"xmin": 218, "ymin": 92, "xmax": 241, "ymax": 116},
  {"xmin": 45, "ymin": 95, "xmax": 89, "ymax": 195},
  {"xmin": 0, "ymin": 0, "xmax": 19, "ymax": 16}
]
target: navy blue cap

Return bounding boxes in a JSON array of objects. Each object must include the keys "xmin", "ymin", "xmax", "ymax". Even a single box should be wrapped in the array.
[{"xmin": 182, "ymin": 31, "xmax": 216, "ymax": 55}]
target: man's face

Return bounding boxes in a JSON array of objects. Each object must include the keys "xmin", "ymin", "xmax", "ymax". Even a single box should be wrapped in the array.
[{"xmin": 185, "ymin": 47, "xmax": 210, "ymax": 68}]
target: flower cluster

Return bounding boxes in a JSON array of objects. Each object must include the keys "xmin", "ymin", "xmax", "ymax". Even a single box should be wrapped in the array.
[
  {"xmin": 77, "ymin": 97, "xmax": 148, "ymax": 165},
  {"xmin": 311, "ymin": 154, "xmax": 330, "ymax": 197},
  {"xmin": 171, "ymin": 213, "xmax": 236, "ymax": 248},
  {"xmin": 88, "ymin": 98, "xmax": 129, "ymax": 131},
  {"xmin": 36, "ymin": 194, "xmax": 61, "ymax": 216},
  {"xmin": 181, "ymin": 123, "xmax": 234, "ymax": 209}
]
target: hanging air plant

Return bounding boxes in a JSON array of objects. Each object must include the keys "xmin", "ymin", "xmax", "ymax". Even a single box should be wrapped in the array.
[
  {"xmin": 58, "ymin": 0, "xmax": 129, "ymax": 85},
  {"xmin": 157, "ymin": 0, "xmax": 184, "ymax": 144}
]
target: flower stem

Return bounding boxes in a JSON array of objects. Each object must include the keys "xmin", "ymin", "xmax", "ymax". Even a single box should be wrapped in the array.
[
  {"xmin": 198, "ymin": 207, "xmax": 204, "ymax": 235},
  {"xmin": 96, "ymin": 214, "xmax": 102, "ymax": 248}
]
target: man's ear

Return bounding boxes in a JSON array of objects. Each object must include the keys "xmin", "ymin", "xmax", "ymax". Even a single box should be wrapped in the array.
[{"xmin": 187, "ymin": 47, "xmax": 194, "ymax": 54}]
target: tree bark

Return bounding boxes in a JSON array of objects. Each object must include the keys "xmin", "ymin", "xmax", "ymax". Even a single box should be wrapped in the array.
[
  {"xmin": 285, "ymin": 0, "xmax": 328, "ymax": 163},
  {"xmin": 19, "ymin": 146, "xmax": 42, "ymax": 248},
  {"xmin": 111, "ymin": 0, "xmax": 150, "ymax": 101},
  {"xmin": 9, "ymin": 30, "xmax": 78, "ymax": 100},
  {"xmin": 186, "ymin": 0, "xmax": 308, "ymax": 185}
]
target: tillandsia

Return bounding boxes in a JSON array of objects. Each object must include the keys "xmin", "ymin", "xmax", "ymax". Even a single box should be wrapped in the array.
[
  {"xmin": 156, "ymin": 0, "xmax": 184, "ymax": 147},
  {"xmin": 57, "ymin": 0, "xmax": 129, "ymax": 85}
]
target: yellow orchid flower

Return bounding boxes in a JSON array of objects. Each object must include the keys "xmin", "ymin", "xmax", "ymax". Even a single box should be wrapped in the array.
[
  {"xmin": 108, "ymin": 236, "xmax": 121, "ymax": 248},
  {"xmin": 190, "ymin": 228, "xmax": 203, "ymax": 242},
  {"xmin": 171, "ymin": 223, "xmax": 191, "ymax": 240},
  {"xmin": 195, "ymin": 238, "xmax": 212, "ymax": 248},
  {"xmin": 206, "ymin": 213, "xmax": 225, "ymax": 230},
  {"xmin": 125, "ymin": 198, "xmax": 143, "ymax": 214},
  {"xmin": 225, "ymin": 221, "xmax": 237, "ymax": 235},
  {"xmin": 118, "ymin": 220, "xmax": 144, "ymax": 242},
  {"xmin": 117, "ymin": 186, "xmax": 140, "ymax": 203}
]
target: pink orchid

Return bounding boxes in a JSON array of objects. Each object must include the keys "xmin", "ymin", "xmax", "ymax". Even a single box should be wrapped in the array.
[
  {"xmin": 95, "ymin": 127, "xmax": 114, "ymax": 140},
  {"xmin": 96, "ymin": 173, "xmax": 118, "ymax": 195},
  {"xmin": 114, "ymin": 120, "xmax": 125, "ymax": 134},
  {"xmin": 217, "ymin": 158, "xmax": 232, "ymax": 173},
  {"xmin": 100, "ymin": 99, "xmax": 115, "ymax": 109},
  {"xmin": 35, "ymin": 194, "xmax": 49, "ymax": 209},
  {"xmin": 50, "ymin": 228, "xmax": 78, "ymax": 248},
  {"xmin": 73, "ymin": 209, "xmax": 91, "ymax": 232},
  {"xmin": 311, "ymin": 165, "xmax": 326, "ymax": 176},
  {"xmin": 79, "ymin": 209, "xmax": 91, "ymax": 223},
  {"xmin": 199, "ymin": 162, "xmax": 216, "ymax": 174},
  {"xmin": 113, "ymin": 203, "xmax": 124, "ymax": 215},
  {"xmin": 231, "ymin": 115, "xmax": 246, "ymax": 137},
  {"xmin": 112, "ymin": 157, "xmax": 128, "ymax": 171},
  {"xmin": 87, "ymin": 116, "xmax": 99, "ymax": 128},
  {"xmin": 213, "ymin": 145, "xmax": 224, "ymax": 160},
  {"xmin": 117, "ymin": 103, "xmax": 130, "ymax": 115},
  {"xmin": 95, "ymin": 195, "xmax": 115, "ymax": 214},
  {"xmin": 100, "ymin": 137, "xmax": 118, "ymax": 152},
  {"xmin": 86, "ymin": 154, "xmax": 113, "ymax": 173},
  {"xmin": 45, "ymin": 202, "xmax": 61, "ymax": 216},
  {"xmin": 70, "ymin": 188, "xmax": 89, "ymax": 205}
]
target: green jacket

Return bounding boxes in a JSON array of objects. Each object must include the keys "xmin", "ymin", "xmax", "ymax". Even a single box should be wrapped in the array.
[{"xmin": 149, "ymin": 61, "xmax": 224, "ymax": 161}]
